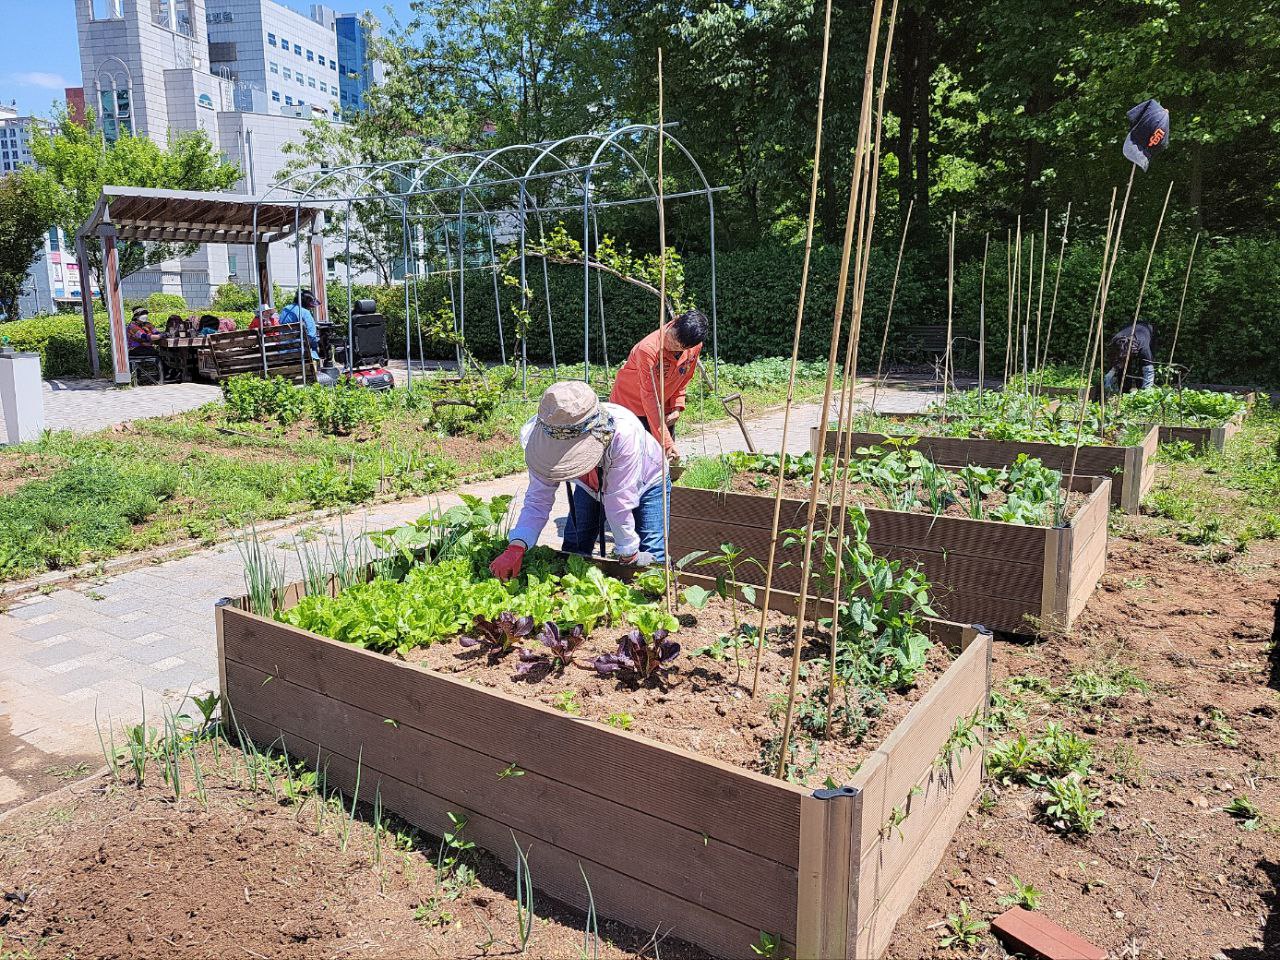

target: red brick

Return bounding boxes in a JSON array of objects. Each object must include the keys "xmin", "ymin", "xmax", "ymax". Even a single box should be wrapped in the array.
[{"xmin": 991, "ymin": 907, "xmax": 1107, "ymax": 960}]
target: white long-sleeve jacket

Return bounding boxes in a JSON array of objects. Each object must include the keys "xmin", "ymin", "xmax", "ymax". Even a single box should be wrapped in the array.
[{"xmin": 508, "ymin": 403, "xmax": 666, "ymax": 556}]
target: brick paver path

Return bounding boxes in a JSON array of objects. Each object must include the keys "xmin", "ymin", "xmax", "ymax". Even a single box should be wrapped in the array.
[{"xmin": 0, "ymin": 383, "xmax": 936, "ymax": 808}]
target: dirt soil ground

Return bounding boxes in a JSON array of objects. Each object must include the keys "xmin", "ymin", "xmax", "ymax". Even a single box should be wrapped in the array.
[
  {"xmin": 890, "ymin": 527, "xmax": 1280, "ymax": 958},
  {"xmin": 409, "ymin": 595, "xmax": 953, "ymax": 787},
  {"xmin": 0, "ymin": 751, "xmax": 707, "ymax": 960}
]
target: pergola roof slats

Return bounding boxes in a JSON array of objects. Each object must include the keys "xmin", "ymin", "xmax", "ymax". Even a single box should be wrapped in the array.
[{"xmin": 78, "ymin": 186, "xmax": 323, "ymax": 246}]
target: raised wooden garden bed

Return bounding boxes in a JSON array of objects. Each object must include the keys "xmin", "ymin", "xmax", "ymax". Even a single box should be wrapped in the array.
[
  {"xmin": 1150, "ymin": 403, "xmax": 1249, "ymax": 453},
  {"xmin": 669, "ymin": 480, "xmax": 1109, "ymax": 635},
  {"xmin": 216, "ymin": 567, "xmax": 993, "ymax": 960},
  {"xmin": 812, "ymin": 424, "xmax": 1157, "ymax": 513}
]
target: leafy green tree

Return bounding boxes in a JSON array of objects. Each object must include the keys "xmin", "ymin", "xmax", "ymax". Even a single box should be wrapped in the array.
[
  {"xmin": 28, "ymin": 113, "xmax": 240, "ymax": 304},
  {"xmin": 0, "ymin": 171, "xmax": 57, "ymax": 320}
]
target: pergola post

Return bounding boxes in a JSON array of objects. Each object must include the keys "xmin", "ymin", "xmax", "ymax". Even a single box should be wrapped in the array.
[
  {"xmin": 75, "ymin": 234, "xmax": 100, "ymax": 378},
  {"xmin": 102, "ymin": 231, "xmax": 130, "ymax": 386},
  {"xmin": 255, "ymin": 241, "xmax": 273, "ymax": 308},
  {"xmin": 309, "ymin": 214, "xmax": 328, "ymax": 322}
]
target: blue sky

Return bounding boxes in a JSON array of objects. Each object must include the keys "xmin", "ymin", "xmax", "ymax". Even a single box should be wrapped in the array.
[{"xmin": 5, "ymin": 2, "xmax": 416, "ymax": 117}]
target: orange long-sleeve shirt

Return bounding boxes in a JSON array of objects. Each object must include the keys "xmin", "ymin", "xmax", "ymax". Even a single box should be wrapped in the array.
[{"xmin": 608, "ymin": 328, "xmax": 702, "ymax": 455}]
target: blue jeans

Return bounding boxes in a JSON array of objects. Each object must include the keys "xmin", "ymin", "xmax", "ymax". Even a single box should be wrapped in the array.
[
  {"xmin": 562, "ymin": 479, "xmax": 670, "ymax": 562},
  {"xmin": 1104, "ymin": 363, "xmax": 1155, "ymax": 392}
]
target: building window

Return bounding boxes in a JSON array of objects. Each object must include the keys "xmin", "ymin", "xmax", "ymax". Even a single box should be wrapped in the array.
[
  {"xmin": 53, "ymin": 263, "xmax": 63, "ymax": 282},
  {"xmin": 99, "ymin": 88, "xmax": 132, "ymax": 142},
  {"xmin": 318, "ymin": 55, "xmax": 326, "ymax": 66},
  {"xmin": 280, "ymin": 37, "xmax": 288, "ymax": 50},
  {"xmin": 271, "ymin": 91, "xmax": 280, "ymax": 102},
  {"xmin": 89, "ymin": 0, "xmax": 124, "ymax": 20},
  {"xmin": 297, "ymin": 74, "xmax": 305, "ymax": 85},
  {"xmin": 306, "ymin": 49, "xmax": 314, "ymax": 62},
  {"xmin": 319, "ymin": 81, "xmax": 327, "ymax": 93},
  {"xmin": 269, "ymin": 61, "xmax": 278, "ymax": 74},
  {"xmin": 283, "ymin": 67, "xmax": 291, "ymax": 80},
  {"xmin": 330, "ymin": 61, "xmax": 337, "ymax": 71},
  {"xmin": 308, "ymin": 77, "xmax": 316, "ymax": 88},
  {"xmin": 48, "ymin": 228, "xmax": 60, "ymax": 252},
  {"xmin": 285, "ymin": 95, "xmax": 293, "ymax": 105},
  {"xmin": 228, "ymin": 253, "xmax": 238, "ymax": 277},
  {"xmin": 293, "ymin": 43, "xmax": 302, "ymax": 55},
  {"xmin": 268, "ymin": 32, "xmax": 276, "ymax": 46}
]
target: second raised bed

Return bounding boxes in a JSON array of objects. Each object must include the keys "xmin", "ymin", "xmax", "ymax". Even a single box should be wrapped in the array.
[
  {"xmin": 669, "ymin": 479, "xmax": 1110, "ymax": 635},
  {"xmin": 811, "ymin": 425, "xmax": 1157, "ymax": 513}
]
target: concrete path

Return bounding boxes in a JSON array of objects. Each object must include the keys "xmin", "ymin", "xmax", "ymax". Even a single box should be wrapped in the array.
[
  {"xmin": 0, "ymin": 378, "xmax": 223, "ymax": 439},
  {"xmin": 0, "ymin": 383, "xmax": 936, "ymax": 810}
]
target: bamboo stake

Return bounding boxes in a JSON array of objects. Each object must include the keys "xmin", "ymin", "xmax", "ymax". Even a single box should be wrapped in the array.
[
  {"xmin": 1116, "ymin": 179, "xmax": 1174, "ymax": 397},
  {"xmin": 1095, "ymin": 164, "xmax": 1138, "ymax": 434},
  {"xmin": 1077, "ymin": 201, "xmax": 1117, "ymax": 391},
  {"xmin": 1033, "ymin": 208, "xmax": 1048, "ymax": 381},
  {"xmin": 1022, "ymin": 233, "xmax": 1034, "ymax": 383},
  {"xmin": 1167, "ymin": 231, "xmax": 1201, "ymax": 369},
  {"xmin": 1035, "ymin": 202, "xmax": 1071, "ymax": 391},
  {"xmin": 1071, "ymin": 165, "xmax": 1136, "ymax": 489},
  {"xmin": 775, "ymin": 0, "xmax": 885, "ymax": 780},
  {"xmin": 1013, "ymin": 217, "xmax": 1022, "ymax": 383},
  {"xmin": 1004, "ymin": 230, "xmax": 1013, "ymax": 385},
  {"xmin": 656, "ymin": 48, "xmax": 672, "ymax": 612},
  {"xmin": 942, "ymin": 210, "xmax": 956, "ymax": 411},
  {"xmin": 749, "ymin": 0, "xmax": 838, "ymax": 700},
  {"xmin": 820, "ymin": 0, "xmax": 899, "ymax": 738},
  {"xmin": 868, "ymin": 198, "xmax": 914, "ymax": 415},
  {"xmin": 978, "ymin": 232, "xmax": 989, "ymax": 400}
]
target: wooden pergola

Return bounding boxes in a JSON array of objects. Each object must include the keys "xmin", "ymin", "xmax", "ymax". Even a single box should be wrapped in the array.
[{"xmin": 77, "ymin": 186, "xmax": 328, "ymax": 385}]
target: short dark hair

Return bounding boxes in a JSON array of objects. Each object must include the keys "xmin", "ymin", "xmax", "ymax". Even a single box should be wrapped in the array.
[
  {"xmin": 671, "ymin": 308, "xmax": 708, "ymax": 349},
  {"xmin": 298, "ymin": 289, "xmax": 318, "ymax": 310}
]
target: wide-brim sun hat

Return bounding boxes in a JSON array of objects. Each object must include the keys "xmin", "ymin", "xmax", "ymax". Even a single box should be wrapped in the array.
[{"xmin": 524, "ymin": 380, "xmax": 614, "ymax": 483}]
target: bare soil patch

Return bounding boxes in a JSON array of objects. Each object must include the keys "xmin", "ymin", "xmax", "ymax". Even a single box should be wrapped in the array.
[
  {"xmin": 887, "ymin": 531, "xmax": 1280, "ymax": 958},
  {"xmin": 408, "ymin": 595, "xmax": 953, "ymax": 787}
]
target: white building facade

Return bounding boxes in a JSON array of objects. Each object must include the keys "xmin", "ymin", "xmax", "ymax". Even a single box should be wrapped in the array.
[{"xmin": 71, "ymin": 0, "xmax": 359, "ymax": 309}]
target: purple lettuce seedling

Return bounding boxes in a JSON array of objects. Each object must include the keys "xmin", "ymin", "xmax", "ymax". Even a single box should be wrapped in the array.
[
  {"xmin": 460, "ymin": 612, "xmax": 535, "ymax": 659},
  {"xmin": 593, "ymin": 628, "xmax": 681, "ymax": 685},
  {"xmin": 513, "ymin": 622, "xmax": 588, "ymax": 679}
]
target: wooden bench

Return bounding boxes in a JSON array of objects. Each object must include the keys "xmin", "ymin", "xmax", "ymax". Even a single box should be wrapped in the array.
[
  {"xmin": 900, "ymin": 324, "xmax": 948, "ymax": 364},
  {"xmin": 197, "ymin": 325, "xmax": 312, "ymax": 382}
]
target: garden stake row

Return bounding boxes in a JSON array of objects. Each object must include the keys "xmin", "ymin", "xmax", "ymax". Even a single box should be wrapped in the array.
[
  {"xmin": 774, "ymin": 0, "xmax": 892, "ymax": 779},
  {"xmin": 749, "ymin": 0, "xmax": 839, "ymax": 700},
  {"xmin": 1114, "ymin": 178, "xmax": 1174, "ymax": 406},
  {"xmin": 1167, "ymin": 231, "xmax": 1201, "ymax": 370},
  {"xmin": 868, "ymin": 197, "xmax": 915, "ymax": 416},
  {"xmin": 819, "ymin": 0, "xmax": 900, "ymax": 738}
]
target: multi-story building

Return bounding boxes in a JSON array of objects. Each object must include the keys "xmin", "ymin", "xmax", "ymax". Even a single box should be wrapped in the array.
[
  {"xmin": 69, "ymin": 0, "xmax": 380, "ymax": 310},
  {"xmin": 333, "ymin": 11, "xmax": 382, "ymax": 116},
  {"xmin": 205, "ymin": 0, "xmax": 339, "ymax": 119},
  {"xmin": 0, "ymin": 103, "xmax": 40, "ymax": 175}
]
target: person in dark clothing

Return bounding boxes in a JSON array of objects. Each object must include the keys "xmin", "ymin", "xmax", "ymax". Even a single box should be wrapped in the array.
[{"xmin": 1103, "ymin": 319, "xmax": 1156, "ymax": 392}]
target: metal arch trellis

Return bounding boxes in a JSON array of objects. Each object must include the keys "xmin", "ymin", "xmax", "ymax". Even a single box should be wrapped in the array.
[{"xmin": 247, "ymin": 125, "xmax": 727, "ymax": 394}]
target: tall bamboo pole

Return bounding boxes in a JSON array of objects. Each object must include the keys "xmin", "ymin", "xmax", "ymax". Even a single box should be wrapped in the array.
[
  {"xmin": 1116, "ymin": 179, "xmax": 1174, "ymax": 396},
  {"xmin": 1033, "ymin": 208, "xmax": 1048, "ymax": 380},
  {"xmin": 868, "ymin": 198, "xmax": 914, "ymax": 415},
  {"xmin": 749, "ymin": 0, "xmax": 838, "ymax": 699},
  {"xmin": 1004, "ymin": 230, "xmax": 1013, "ymax": 385},
  {"xmin": 775, "ymin": 0, "xmax": 885, "ymax": 779},
  {"xmin": 1035, "ymin": 202, "xmax": 1071, "ymax": 392},
  {"xmin": 1167, "ymin": 232, "xmax": 1201, "ymax": 369},
  {"xmin": 1013, "ymin": 217, "xmax": 1023, "ymax": 383},
  {"xmin": 978, "ymin": 233, "xmax": 989, "ymax": 399},
  {"xmin": 655, "ymin": 49, "xmax": 673, "ymax": 611},
  {"xmin": 943, "ymin": 211, "xmax": 956, "ymax": 405},
  {"xmin": 1022, "ymin": 233, "xmax": 1034, "ymax": 382},
  {"xmin": 820, "ymin": 0, "xmax": 899, "ymax": 737}
]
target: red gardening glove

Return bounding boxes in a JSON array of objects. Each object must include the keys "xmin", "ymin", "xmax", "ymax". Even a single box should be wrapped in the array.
[{"xmin": 489, "ymin": 543, "xmax": 526, "ymax": 582}]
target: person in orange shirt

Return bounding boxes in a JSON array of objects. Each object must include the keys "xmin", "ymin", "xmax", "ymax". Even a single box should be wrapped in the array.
[{"xmin": 608, "ymin": 308, "xmax": 707, "ymax": 462}]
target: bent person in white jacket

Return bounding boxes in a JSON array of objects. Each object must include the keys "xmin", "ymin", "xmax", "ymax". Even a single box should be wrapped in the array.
[{"xmin": 489, "ymin": 380, "xmax": 670, "ymax": 582}]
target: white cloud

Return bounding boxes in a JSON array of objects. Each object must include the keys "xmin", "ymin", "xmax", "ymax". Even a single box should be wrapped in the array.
[{"xmin": 12, "ymin": 72, "xmax": 68, "ymax": 91}]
